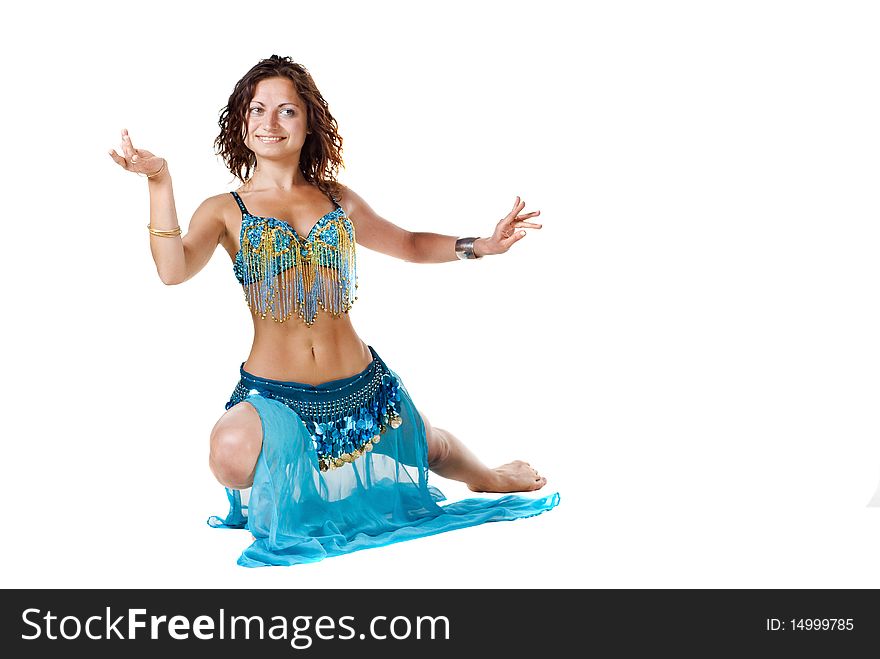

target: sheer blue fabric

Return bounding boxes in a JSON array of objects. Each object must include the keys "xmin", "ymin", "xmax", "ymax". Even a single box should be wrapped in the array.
[{"xmin": 208, "ymin": 346, "xmax": 560, "ymax": 567}]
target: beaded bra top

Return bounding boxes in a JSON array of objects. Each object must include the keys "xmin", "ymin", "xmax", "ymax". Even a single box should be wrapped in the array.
[{"xmin": 231, "ymin": 191, "xmax": 358, "ymax": 327}]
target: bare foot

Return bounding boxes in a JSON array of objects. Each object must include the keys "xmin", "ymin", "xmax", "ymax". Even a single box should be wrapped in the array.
[{"xmin": 467, "ymin": 460, "xmax": 547, "ymax": 493}]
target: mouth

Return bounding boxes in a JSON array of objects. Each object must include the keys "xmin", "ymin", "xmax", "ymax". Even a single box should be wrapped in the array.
[{"xmin": 256, "ymin": 136, "xmax": 286, "ymax": 144}]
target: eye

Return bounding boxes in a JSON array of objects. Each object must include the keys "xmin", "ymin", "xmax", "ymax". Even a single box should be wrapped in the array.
[
  {"xmin": 281, "ymin": 108, "xmax": 295, "ymax": 116},
  {"xmin": 249, "ymin": 107, "xmax": 263, "ymax": 114}
]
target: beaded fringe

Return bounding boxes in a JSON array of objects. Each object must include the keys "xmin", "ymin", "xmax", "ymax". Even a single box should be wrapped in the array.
[{"xmin": 240, "ymin": 215, "xmax": 357, "ymax": 326}]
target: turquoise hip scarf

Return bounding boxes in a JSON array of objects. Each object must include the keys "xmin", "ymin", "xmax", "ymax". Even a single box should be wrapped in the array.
[
  {"xmin": 209, "ymin": 345, "xmax": 560, "ymax": 567},
  {"xmin": 226, "ymin": 346, "xmax": 403, "ymax": 473}
]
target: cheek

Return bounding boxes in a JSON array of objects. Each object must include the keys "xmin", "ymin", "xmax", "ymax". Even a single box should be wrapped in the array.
[{"xmin": 243, "ymin": 117, "xmax": 260, "ymax": 143}]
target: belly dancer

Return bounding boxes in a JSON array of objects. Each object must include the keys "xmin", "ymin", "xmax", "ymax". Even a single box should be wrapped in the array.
[{"xmin": 110, "ymin": 55, "xmax": 559, "ymax": 567}]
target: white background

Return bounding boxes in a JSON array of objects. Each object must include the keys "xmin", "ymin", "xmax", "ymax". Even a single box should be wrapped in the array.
[{"xmin": 1, "ymin": 0, "xmax": 879, "ymax": 588}]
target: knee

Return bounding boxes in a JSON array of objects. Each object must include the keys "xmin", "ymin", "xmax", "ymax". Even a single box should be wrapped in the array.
[{"xmin": 209, "ymin": 426, "xmax": 260, "ymax": 489}]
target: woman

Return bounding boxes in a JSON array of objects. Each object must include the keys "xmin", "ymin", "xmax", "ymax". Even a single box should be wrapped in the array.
[{"xmin": 110, "ymin": 55, "xmax": 559, "ymax": 567}]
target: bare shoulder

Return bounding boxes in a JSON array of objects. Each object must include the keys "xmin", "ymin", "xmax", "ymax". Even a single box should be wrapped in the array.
[
  {"xmin": 334, "ymin": 184, "xmax": 370, "ymax": 218},
  {"xmin": 199, "ymin": 191, "xmax": 239, "ymax": 216},
  {"xmin": 188, "ymin": 192, "xmax": 240, "ymax": 253},
  {"xmin": 188, "ymin": 192, "xmax": 231, "ymax": 218},
  {"xmin": 331, "ymin": 183, "xmax": 414, "ymax": 260}
]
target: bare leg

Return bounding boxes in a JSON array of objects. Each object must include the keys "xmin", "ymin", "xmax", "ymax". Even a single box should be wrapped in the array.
[
  {"xmin": 209, "ymin": 402, "xmax": 263, "ymax": 489},
  {"xmin": 208, "ymin": 402, "xmax": 545, "ymax": 493},
  {"xmin": 421, "ymin": 411, "xmax": 547, "ymax": 493}
]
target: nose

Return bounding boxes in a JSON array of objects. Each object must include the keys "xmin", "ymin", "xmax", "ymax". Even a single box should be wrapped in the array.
[{"xmin": 262, "ymin": 112, "xmax": 280, "ymax": 131}]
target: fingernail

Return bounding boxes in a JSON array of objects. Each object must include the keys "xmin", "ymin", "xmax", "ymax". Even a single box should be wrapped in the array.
[{"xmin": 131, "ymin": 155, "xmax": 138, "ymax": 162}]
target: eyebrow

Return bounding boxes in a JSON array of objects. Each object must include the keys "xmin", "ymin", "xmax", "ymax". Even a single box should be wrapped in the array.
[{"xmin": 250, "ymin": 100, "xmax": 300, "ymax": 108}]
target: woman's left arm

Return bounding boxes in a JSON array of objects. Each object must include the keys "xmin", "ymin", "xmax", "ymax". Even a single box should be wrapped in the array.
[{"xmin": 340, "ymin": 187, "xmax": 542, "ymax": 263}]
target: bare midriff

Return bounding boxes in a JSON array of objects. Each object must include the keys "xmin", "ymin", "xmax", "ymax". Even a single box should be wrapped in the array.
[
  {"xmin": 242, "ymin": 313, "xmax": 372, "ymax": 385},
  {"xmin": 220, "ymin": 186, "xmax": 371, "ymax": 386}
]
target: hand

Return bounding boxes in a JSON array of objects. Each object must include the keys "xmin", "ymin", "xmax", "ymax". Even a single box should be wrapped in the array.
[
  {"xmin": 479, "ymin": 196, "xmax": 542, "ymax": 256},
  {"xmin": 108, "ymin": 128, "xmax": 166, "ymax": 177}
]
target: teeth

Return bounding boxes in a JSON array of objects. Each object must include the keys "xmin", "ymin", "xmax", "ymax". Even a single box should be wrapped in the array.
[{"xmin": 258, "ymin": 137, "xmax": 284, "ymax": 143}]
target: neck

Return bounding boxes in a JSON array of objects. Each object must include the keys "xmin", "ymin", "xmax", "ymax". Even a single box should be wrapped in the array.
[{"xmin": 246, "ymin": 160, "xmax": 308, "ymax": 192}]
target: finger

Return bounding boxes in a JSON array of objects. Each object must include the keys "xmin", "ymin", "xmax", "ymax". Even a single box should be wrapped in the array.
[
  {"xmin": 505, "ymin": 207, "xmax": 528, "ymax": 225},
  {"xmin": 514, "ymin": 222, "xmax": 542, "ymax": 229},
  {"xmin": 508, "ymin": 199, "xmax": 526, "ymax": 219},
  {"xmin": 122, "ymin": 128, "xmax": 136, "ymax": 160},
  {"xmin": 501, "ymin": 230, "xmax": 528, "ymax": 247},
  {"xmin": 108, "ymin": 149, "xmax": 128, "ymax": 168}
]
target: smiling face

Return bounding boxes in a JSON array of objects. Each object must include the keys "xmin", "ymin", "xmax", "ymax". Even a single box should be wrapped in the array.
[{"xmin": 244, "ymin": 76, "xmax": 309, "ymax": 160}]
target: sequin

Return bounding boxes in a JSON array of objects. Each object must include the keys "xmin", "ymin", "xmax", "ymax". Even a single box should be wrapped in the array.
[
  {"xmin": 209, "ymin": 344, "xmax": 562, "ymax": 568},
  {"xmin": 225, "ymin": 346, "xmax": 403, "ymax": 471},
  {"xmin": 230, "ymin": 191, "xmax": 357, "ymax": 327}
]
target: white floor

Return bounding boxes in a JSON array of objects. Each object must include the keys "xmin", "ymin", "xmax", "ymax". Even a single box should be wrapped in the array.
[{"xmin": 869, "ymin": 483, "xmax": 880, "ymax": 508}]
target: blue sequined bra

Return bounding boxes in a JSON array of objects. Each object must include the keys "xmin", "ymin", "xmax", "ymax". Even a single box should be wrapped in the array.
[{"xmin": 231, "ymin": 191, "xmax": 358, "ymax": 327}]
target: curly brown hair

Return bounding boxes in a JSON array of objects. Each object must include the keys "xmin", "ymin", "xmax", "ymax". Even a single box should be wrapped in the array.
[{"xmin": 214, "ymin": 55, "xmax": 344, "ymax": 200}]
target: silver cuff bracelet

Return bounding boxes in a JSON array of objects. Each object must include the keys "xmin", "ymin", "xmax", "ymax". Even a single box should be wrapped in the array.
[{"xmin": 455, "ymin": 236, "xmax": 482, "ymax": 260}]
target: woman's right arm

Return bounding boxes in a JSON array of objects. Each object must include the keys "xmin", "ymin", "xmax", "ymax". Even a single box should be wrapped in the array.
[
  {"xmin": 110, "ymin": 129, "xmax": 225, "ymax": 285},
  {"xmin": 146, "ymin": 170, "xmax": 226, "ymax": 285}
]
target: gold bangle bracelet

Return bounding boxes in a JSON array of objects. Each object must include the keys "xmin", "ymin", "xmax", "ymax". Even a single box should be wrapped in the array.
[
  {"xmin": 147, "ymin": 224, "xmax": 182, "ymax": 237},
  {"xmin": 137, "ymin": 159, "xmax": 167, "ymax": 179}
]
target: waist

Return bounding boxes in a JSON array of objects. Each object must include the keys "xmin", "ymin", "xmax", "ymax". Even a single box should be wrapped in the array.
[
  {"xmin": 227, "ymin": 344, "xmax": 403, "ymax": 471},
  {"xmin": 245, "ymin": 318, "xmax": 370, "ymax": 384},
  {"xmin": 236, "ymin": 345, "xmax": 387, "ymax": 405}
]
